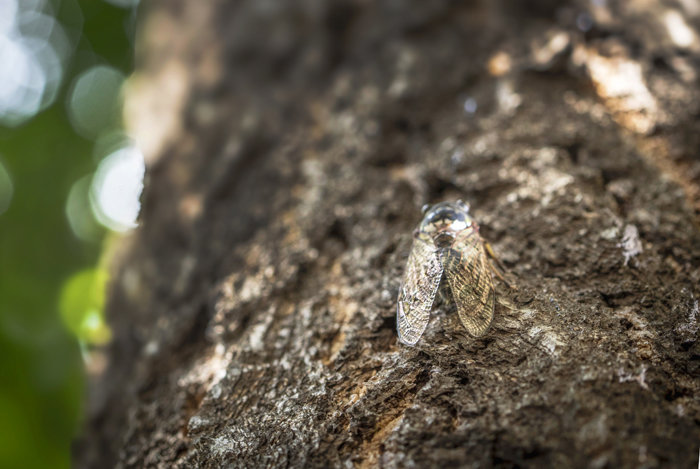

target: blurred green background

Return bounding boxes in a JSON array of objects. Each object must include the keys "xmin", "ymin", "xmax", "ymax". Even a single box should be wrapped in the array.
[{"xmin": 0, "ymin": 0, "xmax": 140, "ymax": 467}]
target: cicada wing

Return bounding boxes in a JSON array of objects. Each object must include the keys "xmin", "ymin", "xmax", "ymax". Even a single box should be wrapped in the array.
[
  {"xmin": 397, "ymin": 235, "xmax": 443, "ymax": 345},
  {"xmin": 440, "ymin": 233, "xmax": 495, "ymax": 337}
]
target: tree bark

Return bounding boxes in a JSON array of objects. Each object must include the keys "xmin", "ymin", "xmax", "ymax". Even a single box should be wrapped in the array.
[{"xmin": 77, "ymin": 0, "xmax": 700, "ymax": 467}]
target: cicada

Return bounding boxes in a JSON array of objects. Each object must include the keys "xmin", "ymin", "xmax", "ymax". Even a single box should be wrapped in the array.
[{"xmin": 397, "ymin": 200, "xmax": 502, "ymax": 345}]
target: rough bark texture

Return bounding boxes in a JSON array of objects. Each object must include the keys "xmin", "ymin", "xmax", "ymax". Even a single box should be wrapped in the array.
[{"xmin": 77, "ymin": 0, "xmax": 700, "ymax": 467}]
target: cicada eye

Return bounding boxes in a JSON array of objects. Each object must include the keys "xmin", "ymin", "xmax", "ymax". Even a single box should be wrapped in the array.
[{"xmin": 421, "ymin": 204, "xmax": 431, "ymax": 214}]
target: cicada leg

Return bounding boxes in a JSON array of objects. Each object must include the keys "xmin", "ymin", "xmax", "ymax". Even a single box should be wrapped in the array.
[{"xmin": 483, "ymin": 241, "xmax": 515, "ymax": 289}]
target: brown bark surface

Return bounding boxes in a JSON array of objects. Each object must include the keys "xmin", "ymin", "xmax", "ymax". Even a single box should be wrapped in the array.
[{"xmin": 77, "ymin": 0, "xmax": 700, "ymax": 467}]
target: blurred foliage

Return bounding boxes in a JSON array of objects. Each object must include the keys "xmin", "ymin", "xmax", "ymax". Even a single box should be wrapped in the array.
[
  {"xmin": 60, "ymin": 267, "xmax": 111, "ymax": 345},
  {"xmin": 0, "ymin": 0, "xmax": 136, "ymax": 467}
]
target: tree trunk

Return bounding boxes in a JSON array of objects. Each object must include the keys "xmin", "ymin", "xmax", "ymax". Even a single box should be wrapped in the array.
[{"xmin": 77, "ymin": 0, "xmax": 700, "ymax": 467}]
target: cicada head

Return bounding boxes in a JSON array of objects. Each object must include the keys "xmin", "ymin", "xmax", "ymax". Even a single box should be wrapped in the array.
[{"xmin": 419, "ymin": 200, "xmax": 474, "ymax": 246}]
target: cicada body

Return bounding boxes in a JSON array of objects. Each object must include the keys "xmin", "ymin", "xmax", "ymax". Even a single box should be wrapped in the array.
[{"xmin": 396, "ymin": 200, "xmax": 496, "ymax": 345}]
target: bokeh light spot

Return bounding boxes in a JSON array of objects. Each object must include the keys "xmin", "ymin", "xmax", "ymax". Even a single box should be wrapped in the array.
[
  {"xmin": 0, "ymin": 0, "xmax": 72, "ymax": 127},
  {"xmin": 90, "ymin": 144, "xmax": 145, "ymax": 232},
  {"xmin": 66, "ymin": 175, "xmax": 103, "ymax": 241},
  {"xmin": 0, "ymin": 35, "xmax": 47, "ymax": 126},
  {"xmin": 0, "ymin": 0, "xmax": 19, "ymax": 36},
  {"xmin": 93, "ymin": 130, "xmax": 134, "ymax": 163},
  {"xmin": 59, "ymin": 268, "xmax": 111, "ymax": 345},
  {"xmin": 576, "ymin": 12, "xmax": 594, "ymax": 32},
  {"xmin": 463, "ymin": 97, "xmax": 477, "ymax": 114},
  {"xmin": 0, "ymin": 0, "xmax": 75, "ymax": 127},
  {"xmin": 67, "ymin": 65, "xmax": 125, "ymax": 139}
]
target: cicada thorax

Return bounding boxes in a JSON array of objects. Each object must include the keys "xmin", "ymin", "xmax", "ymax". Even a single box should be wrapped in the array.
[
  {"xmin": 419, "ymin": 202, "xmax": 475, "ymax": 242},
  {"xmin": 419, "ymin": 206, "xmax": 470, "ymax": 234}
]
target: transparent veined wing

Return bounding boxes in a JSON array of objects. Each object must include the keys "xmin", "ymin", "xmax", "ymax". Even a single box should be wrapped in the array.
[
  {"xmin": 440, "ymin": 231, "xmax": 494, "ymax": 337},
  {"xmin": 397, "ymin": 234, "xmax": 443, "ymax": 345}
]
